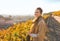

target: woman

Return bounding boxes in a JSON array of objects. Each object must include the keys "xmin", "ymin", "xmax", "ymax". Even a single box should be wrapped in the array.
[{"xmin": 29, "ymin": 7, "xmax": 49, "ymax": 41}]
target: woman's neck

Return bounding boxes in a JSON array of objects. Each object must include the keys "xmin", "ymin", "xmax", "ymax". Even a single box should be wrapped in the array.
[{"xmin": 33, "ymin": 16, "xmax": 42, "ymax": 23}]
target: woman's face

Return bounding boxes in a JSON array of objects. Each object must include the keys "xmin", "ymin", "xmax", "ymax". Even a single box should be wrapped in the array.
[{"xmin": 34, "ymin": 9, "xmax": 41, "ymax": 18}]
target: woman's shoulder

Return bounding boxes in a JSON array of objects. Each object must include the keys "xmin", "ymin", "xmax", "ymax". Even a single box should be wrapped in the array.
[{"xmin": 38, "ymin": 17, "xmax": 45, "ymax": 24}]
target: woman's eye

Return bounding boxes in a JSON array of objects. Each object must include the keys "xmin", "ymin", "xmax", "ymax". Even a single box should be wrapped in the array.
[{"xmin": 35, "ymin": 12, "xmax": 39, "ymax": 13}]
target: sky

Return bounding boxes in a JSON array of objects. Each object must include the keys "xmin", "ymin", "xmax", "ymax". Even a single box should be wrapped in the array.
[{"xmin": 0, "ymin": 0, "xmax": 60, "ymax": 15}]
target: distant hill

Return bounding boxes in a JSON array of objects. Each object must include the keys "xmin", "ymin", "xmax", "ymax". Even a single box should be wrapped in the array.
[
  {"xmin": 0, "ymin": 10, "xmax": 60, "ymax": 29},
  {"xmin": 43, "ymin": 10, "xmax": 60, "ymax": 19},
  {"xmin": 43, "ymin": 10, "xmax": 60, "ymax": 16}
]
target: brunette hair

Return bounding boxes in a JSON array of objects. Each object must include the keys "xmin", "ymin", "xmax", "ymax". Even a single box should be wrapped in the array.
[{"xmin": 36, "ymin": 7, "xmax": 43, "ymax": 14}]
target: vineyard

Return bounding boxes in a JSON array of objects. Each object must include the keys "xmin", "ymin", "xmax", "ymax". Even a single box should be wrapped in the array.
[
  {"xmin": 0, "ymin": 20, "xmax": 32, "ymax": 41},
  {"xmin": 0, "ymin": 11, "xmax": 60, "ymax": 41}
]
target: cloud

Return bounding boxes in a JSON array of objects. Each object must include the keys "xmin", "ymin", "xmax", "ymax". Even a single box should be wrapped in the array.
[{"xmin": 44, "ymin": 0, "xmax": 60, "ymax": 3}]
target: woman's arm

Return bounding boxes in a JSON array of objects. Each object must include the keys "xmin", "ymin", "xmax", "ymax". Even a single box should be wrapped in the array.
[{"xmin": 37, "ymin": 19, "xmax": 49, "ymax": 38}]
